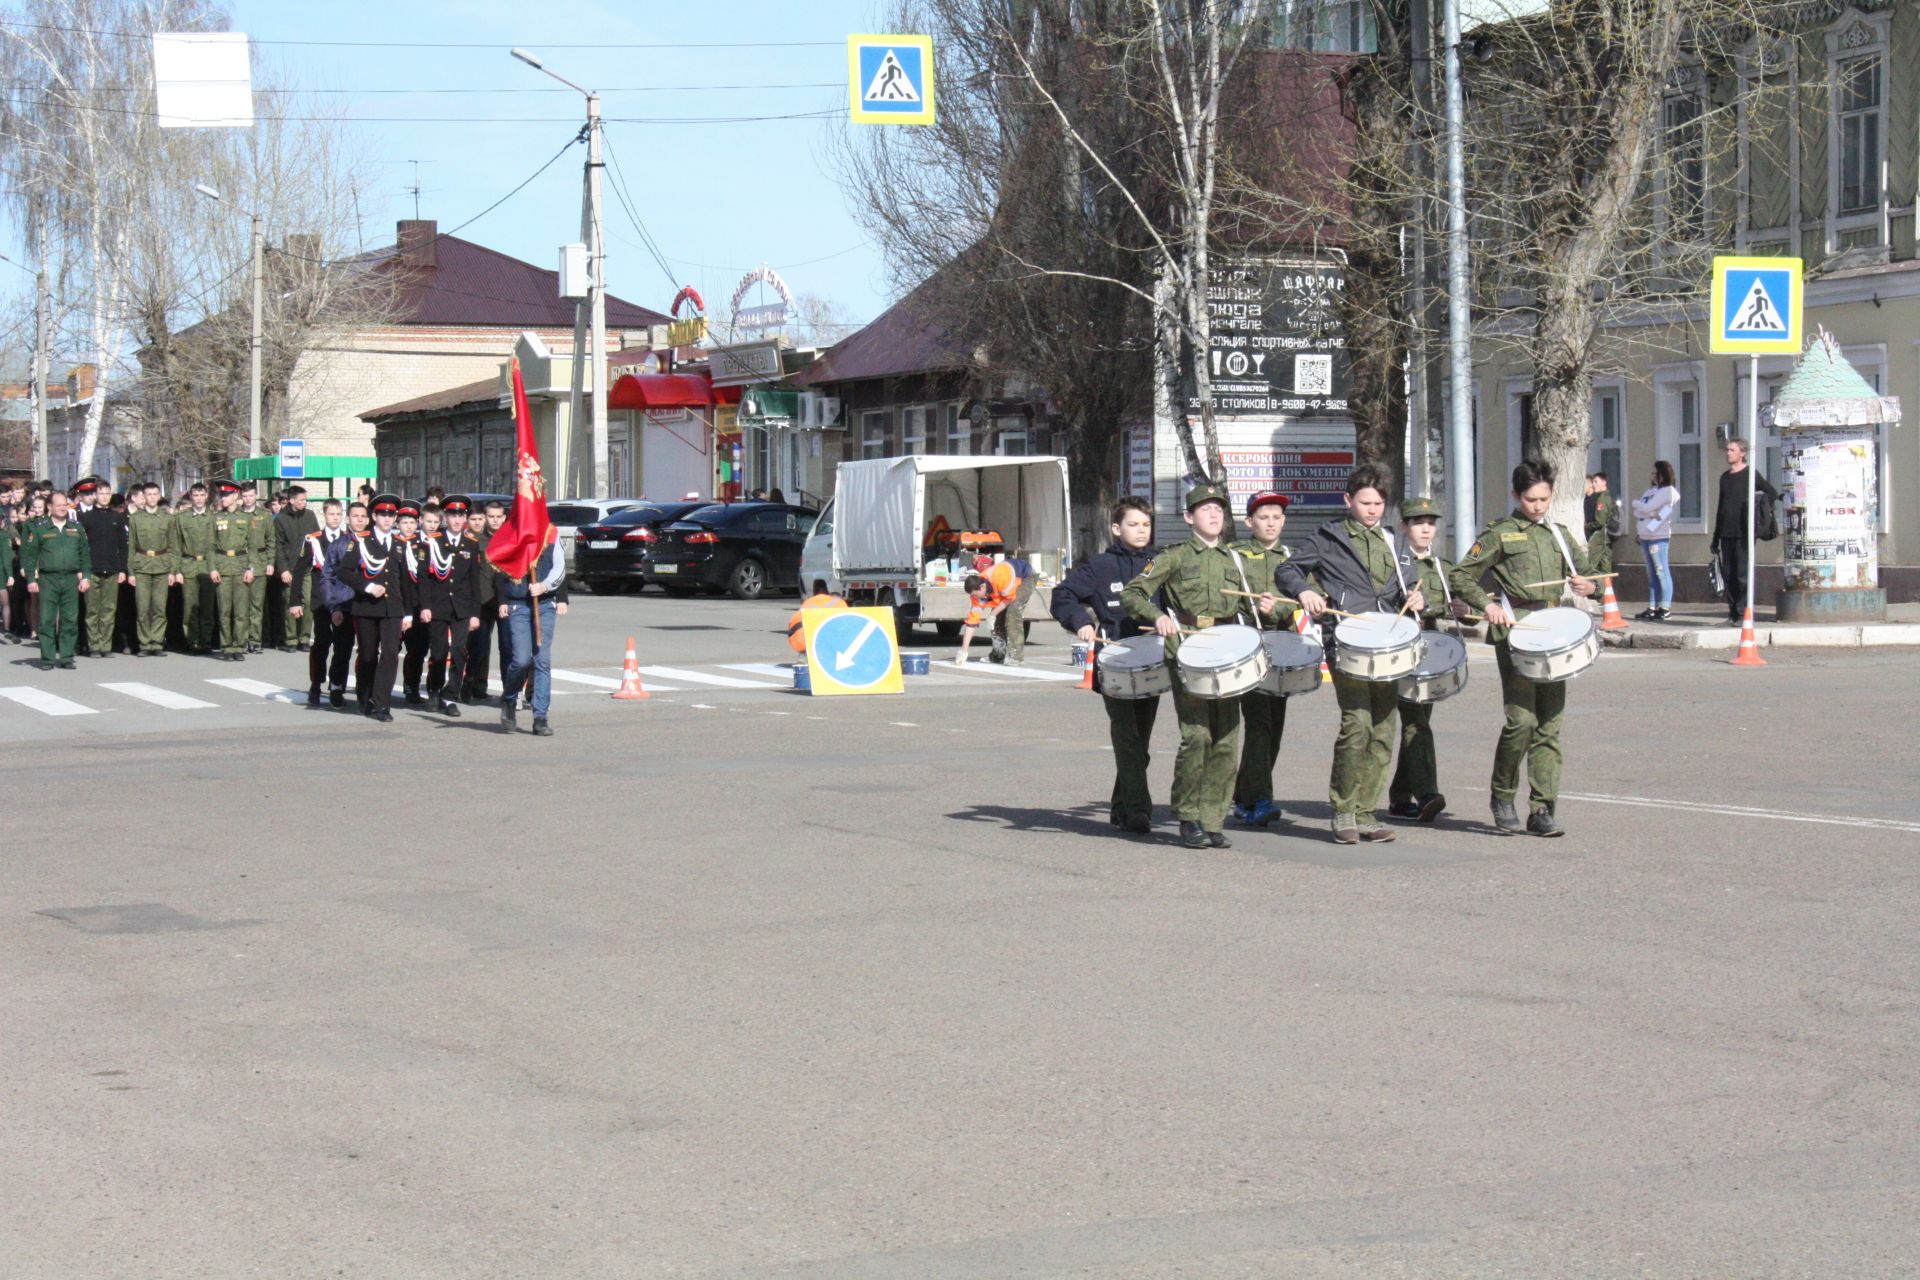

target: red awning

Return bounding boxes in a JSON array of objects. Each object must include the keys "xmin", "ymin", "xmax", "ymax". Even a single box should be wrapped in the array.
[{"xmin": 607, "ymin": 372, "xmax": 744, "ymax": 411}]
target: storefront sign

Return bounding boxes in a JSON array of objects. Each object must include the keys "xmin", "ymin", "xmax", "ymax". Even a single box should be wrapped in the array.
[
  {"xmin": 730, "ymin": 265, "xmax": 795, "ymax": 333},
  {"xmin": 709, "ymin": 340, "xmax": 784, "ymax": 386},
  {"xmin": 1218, "ymin": 445, "xmax": 1355, "ymax": 512},
  {"xmin": 1191, "ymin": 260, "xmax": 1351, "ymax": 417}
]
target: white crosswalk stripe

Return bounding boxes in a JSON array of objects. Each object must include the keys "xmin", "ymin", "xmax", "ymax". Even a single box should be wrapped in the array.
[
  {"xmin": 0, "ymin": 686, "xmax": 97, "ymax": 716},
  {"xmin": 100, "ymin": 682, "xmax": 218, "ymax": 710},
  {"xmin": 205, "ymin": 677, "xmax": 305, "ymax": 703},
  {"xmin": 637, "ymin": 665, "xmax": 783, "ymax": 689},
  {"xmin": 943, "ymin": 662, "xmax": 1084, "ymax": 683},
  {"xmin": 720, "ymin": 663, "xmax": 798, "ymax": 681}
]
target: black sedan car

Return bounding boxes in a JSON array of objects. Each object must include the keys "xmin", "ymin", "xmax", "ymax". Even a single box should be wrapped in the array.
[
  {"xmin": 571, "ymin": 501, "xmax": 708, "ymax": 593},
  {"xmin": 640, "ymin": 501, "xmax": 817, "ymax": 600}
]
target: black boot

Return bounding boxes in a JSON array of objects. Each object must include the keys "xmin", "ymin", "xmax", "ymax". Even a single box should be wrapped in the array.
[
  {"xmin": 306, "ymin": 685, "xmax": 321, "ymax": 707},
  {"xmin": 500, "ymin": 701, "xmax": 517, "ymax": 730},
  {"xmin": 532, "ymin": 717, "xmax": 552, "ymax": 737},
  {"xmin": 329, "ymin": 687, "xmax": 345, "ymax": 708}
]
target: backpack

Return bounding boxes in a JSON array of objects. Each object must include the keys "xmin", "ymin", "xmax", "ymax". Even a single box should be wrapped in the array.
[{"xmin": 1755, "ymin": 492, "xmax": 1779, "ymax": 542}]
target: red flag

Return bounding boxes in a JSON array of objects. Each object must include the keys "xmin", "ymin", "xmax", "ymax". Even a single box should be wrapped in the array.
[{"xmin": 487, "ymin": 357, "xmax": 554, "ymax": 580}]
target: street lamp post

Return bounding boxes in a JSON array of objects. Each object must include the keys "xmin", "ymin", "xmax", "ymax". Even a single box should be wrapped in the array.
[
  {"xmin": 195, "ymin": 183, "xmax": 264, "ymax": 465},
  {"xmin": 512, "ymin": 48, "xmax": 608, "ymax": 501}
]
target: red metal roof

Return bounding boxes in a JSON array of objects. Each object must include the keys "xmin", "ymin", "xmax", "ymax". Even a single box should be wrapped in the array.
[
  {"xmin": 791, "ymin": 263, "xmax": 981, "ymax": 388},
  {"xmin": 368, "ymin": 225, "xmax": 669, "ymax": 330}
]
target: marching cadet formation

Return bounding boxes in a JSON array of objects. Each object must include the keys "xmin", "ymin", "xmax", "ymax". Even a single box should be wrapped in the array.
[
  {"xmin": 1059, "ymin": 461, "xmax": 1598, "ymax": 846},
  {"xmin": 1, "ymin": 477, "xmax": 533, "ymax": 729}
]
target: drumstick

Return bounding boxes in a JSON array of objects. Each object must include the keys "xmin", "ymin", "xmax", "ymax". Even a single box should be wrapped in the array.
[{"xmin": 1516, "ymin": 572, "xmax": 1620, "ymax": 589}]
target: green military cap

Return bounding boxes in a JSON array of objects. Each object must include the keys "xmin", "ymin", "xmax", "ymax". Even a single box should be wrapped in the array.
[
  {"xmin": 1399, "ymin": 495, "xmax": 1441, "ymax": 521},
  {"xmin": 1184, "ymin": 483, "xmax": 1229, "ymax": 512}
]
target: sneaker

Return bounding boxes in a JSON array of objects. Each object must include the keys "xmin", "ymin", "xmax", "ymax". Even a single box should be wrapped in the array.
[
  {"xmin": 1247, "ymin": 800, "xmax": 1283, "ymax": 826},
  {"xmin": 1634, "ymin": 608, "xmax": 1659, "ymax": 621},
  {"xmin": 1230, "ymin": 803, "xmax": 1253, "ymax": 826},
  {"xmin": 306, "ymin": 686, "xmax": 321, "ymax": 707},
  {"xmin": 1527, "ymin": 807, "xmax": 1564, "ymax": 838},
  {"xmin": 1206, "ymin": 830, "xmax": 1231, "ymax": 849},
  {"xmin": 1332, "ymin": 818, "xmax": 1360, "ymax": 845},
  {"xmin": 1178, "ymin": 820, "xmax": 1208, "ymax": 849},
  {"xmin": 1417, "ymin": 794, "xmax": 1446, "ymax": 824},
  {"xmin": 372, "ymin": 708, "xmax": 393, "ymax": 723},
  {"xmin": 1361, "ymin": 826, "xmax": 1397, "ymax": 843},
  {"xmin": 1387, "ymin": 799, "xmax": 1424, "ymax": 821},
  {"xmin": 1121, "ymin": 811, "xmax": 1152, "ymax": 835},
  {"xmin": 1491, "ymin": 796, "xmax": 1524, "ymax": 834},
  {"xmin": 532, "ymin": 717, "xmax": 553, "ymax": 737},
  {"xmin": 329, "ymin": 688, "xmax": 345, "ymax": 708},
  {"xmin": 438, "ymin": 699, "xmax": 461, "ymax": 718}
]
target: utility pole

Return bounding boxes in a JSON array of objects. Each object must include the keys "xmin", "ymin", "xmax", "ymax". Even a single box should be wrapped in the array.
[
  {"xmin": 33, "ymin": 238, "xmax": 51, "ymax": 479},
  {"xmin": 248, "ymin": 209, "xmax": 264, "ymax": 463},
  {"xmin": 1442, "ymin": 0, "xmax": 1477, "ymax": 557},
  {"xmin": 587, "ymin": 91, "xmax": 608, "ymax": 502}
]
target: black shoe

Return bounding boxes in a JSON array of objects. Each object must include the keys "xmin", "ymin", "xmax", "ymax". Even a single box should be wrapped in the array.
[
  {"xmin": 248, "ymin": 643, "xmax": 261, "ymax": 654},
  {"xmin": 1178, "ymin": 820, "xmax": 1208, "ymax": 849},
  {"xmin": 1654, "ymin": 607, "xmax": 1673, "ymax": 620},
  {"xmin": 1388, "ymin": 800, "xmax": 1424, "ymax": 821},
  {"xmin": 1635, "ymin": 608, "xmax": 1658, "ymax": 621},
  {"xmin": 1527, "ymin": 807, "xmax": 1563, "ymax": 838},
  {"xmin": 306, "ymin": 687, "xmax": 321, "ymax": 707},
  {"xmin": 1491, "ymin": 796, "xmax": 1524, "ymax": 834},
  {"xmin": 532, "ymin": 717, "xmax": 552, "ymax": 737},
  {"xmin": 501, "ymin": 703, "xmax": 517, "ymax": 730},
  {"xmin": 278, "ymin": 644, "xmax": 296, "ymax": 653},
  {"xmin": 1122, "ymin": 810, "xmax": 1152, "ymax": 835},
  {"xmin": 1206, "ymin": 830, "xmax": 1231, "ymax": 849},
  {"xmin": 1417, "ymin": 793, "xmax": 1446, "ymax": 824},
  {"xmin": 438, "ymin": 699, "xmax": 461, "ymax": 717},
  {"xmin": 372, "ymin": 708, "xmax": 393, "ymax": 723},
  {"xmin": 329, "ymin": 688, "xmax": 345, "ymax": 708},
  {"xmin": 58, "ymin": 659, "xmax": 76, "ymax": 669},
  {"xmin": 403, "ymin": 690, "xmax": 426, "ymax": 706}
]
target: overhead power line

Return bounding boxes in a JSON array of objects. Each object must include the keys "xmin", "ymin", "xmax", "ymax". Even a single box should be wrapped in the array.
[
  {"xmin": 0, "ymin": 18, "xmax": 840, "ymax": 48},
  {"xmin": 8, "ymin": 96, "xmax": 843, "ymax": 125}
]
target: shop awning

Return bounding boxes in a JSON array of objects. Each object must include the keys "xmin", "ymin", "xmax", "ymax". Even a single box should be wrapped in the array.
[{"xmin": 608, "ymin": 372, "xmax": 742, "ymax": 411}]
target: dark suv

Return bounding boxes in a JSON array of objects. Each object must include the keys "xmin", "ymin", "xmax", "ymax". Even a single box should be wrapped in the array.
[{"xmin": 641, "ymin": 502, "xmax": 817, "ymax": 599}]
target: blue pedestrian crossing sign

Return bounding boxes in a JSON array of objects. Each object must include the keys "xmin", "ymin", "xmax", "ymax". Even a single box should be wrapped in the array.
[
  {"xmin": 1710, "ymin": 256, "xmax": 1802, "ymax": 355},
  {"xmin": 848, "ymin": 34, "xmax": 935, "ymax": 126},
  {"xmin": 801, "ymin": 606, "xmax": 905, "ymax": 696}
]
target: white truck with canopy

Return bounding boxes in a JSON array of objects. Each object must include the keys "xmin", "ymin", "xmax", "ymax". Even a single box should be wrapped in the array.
[{"xmin": 802, "ymin": 455, "xmax": 1073, "ymax": 639}]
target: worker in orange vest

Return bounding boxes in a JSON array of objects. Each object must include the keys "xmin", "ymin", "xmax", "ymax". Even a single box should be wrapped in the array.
[
  {"xmin": 787, "ymin": 591, "xmax": 848, "ymax": 653},
  {"xmin": 952, "ymin": 562, "xmax": 1022, "ymax": 664}
]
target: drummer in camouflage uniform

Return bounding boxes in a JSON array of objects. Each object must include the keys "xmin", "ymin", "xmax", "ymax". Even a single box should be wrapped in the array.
[
  {"xmin": 1120, "ymin": 483, "xmax": 1252, "ymax": 850},
  {"xmin": 1227, "ymin": 490, "xmax": 1299, "ymax": 829},
  {"xmin": 1387, "ymin": 496, "xmax": 1460, "ymax": 825},
  {"xmin": 1448, "ymin": 461, "xmax": 1597, "ymax": 838}
]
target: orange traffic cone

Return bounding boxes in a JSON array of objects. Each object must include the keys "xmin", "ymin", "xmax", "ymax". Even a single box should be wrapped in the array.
[
  {"xmin": 1078, "ymin": 641, "xmax": 1097, "ymax": 691},
  {"xmin": 612, "ymin": 636, "xmax": 651, "ymax": 699},
  {"xmin": 1597, "ymin": 578, "xmax": 1629, "ymax": 630},
  {"xmin": 1730, "ymin": 606, "xmax": 1766, "ymax": 666}
]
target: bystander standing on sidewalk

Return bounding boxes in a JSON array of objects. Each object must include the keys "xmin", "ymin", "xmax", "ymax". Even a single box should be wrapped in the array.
[
  {"xmin": 1632, "ymin": 461, "xmax": 1682, "ymax": 620},
  {"xmin": 1713, "ymin": 438, "xmax": 1780, "ymax": 624}
]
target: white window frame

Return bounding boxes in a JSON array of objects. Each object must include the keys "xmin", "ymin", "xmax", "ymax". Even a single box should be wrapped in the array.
[
  {"xmin": 1502, "ymin": 377, "xmax": 1532, "ymax": 474},
  {"xmin": 945, "ymin": 401, "xmax": 970, "ymax": 454},
  {"xmin": 993, "ymin": 417, "xmax": 1028, "ymax": 456},
  {"xmin": 860, "ymin": 409, "xmax": 889, "ymax": 460},
  {"xmin": 1589, "ymin": 378, "xmax": 1628, "ymax": 503},
  {"xmin": 1653, "ymin": 362, "xmax": 1709, "ymax": 533},
  {"xmin": 901, "ymin": 405, "xmax": 929, "ymax": 456},
  {"xmin": 1825, "ymin": 10, "xmax": 1890, "ymax": 249}
]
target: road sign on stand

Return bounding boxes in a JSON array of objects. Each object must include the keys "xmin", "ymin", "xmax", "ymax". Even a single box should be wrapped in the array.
[
  {"xmin": 848, "ymin": 34, "xmax": 935, "ymax": 126},
  {"xmin": 1710, "ymin": 256, "xmax": 1803, "ymax": 355},
  {"xmin": 802, "ymin": 606, "xmax": 905, "ymax": 696},
  {"xmin": 277, "ymin": 438, "xmax": 305, "ymax": 478}
]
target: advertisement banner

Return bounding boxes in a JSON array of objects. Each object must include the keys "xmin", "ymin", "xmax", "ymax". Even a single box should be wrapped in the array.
[{"xmin": 1190, "ymin": 260, "xmax": 1350, "ymax": 418}]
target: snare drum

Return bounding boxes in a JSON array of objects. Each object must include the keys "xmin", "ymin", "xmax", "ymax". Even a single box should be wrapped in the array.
[
  {"xmin": 1395, "ymin": 631, "xmax": 1468, "ymax": 703},
  {"xmin": 1176, "ymin": 625, "xmax": 1269, "ymax": 699},
  {"xmin": 1259, "ymin": 630, "xmax": 1323, "ymax": 698},
  {"xmin": 1333, "ymin": 612, "xmax": 1424, "ymax": 682},
  {"xmin": 1096, "ymin": 635, "xmax": 1172, "ymax": 700},
  {"xmin": 1506, "ymin": 607, "xmax": 1599, "ymax": 682}
]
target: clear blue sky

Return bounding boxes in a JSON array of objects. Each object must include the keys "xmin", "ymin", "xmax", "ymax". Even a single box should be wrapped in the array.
[{"xmin": 2, "ymin": 0, "xmax": 897, "ymax": 346}]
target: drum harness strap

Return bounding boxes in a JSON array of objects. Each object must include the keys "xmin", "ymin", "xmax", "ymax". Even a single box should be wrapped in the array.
[
  {"xmin": 1543, "ymin": 520, "xmax": 1583, "ymax": 601},
  {"xmin": 1228, "ymin": 547, "xmax": 1263, "ymax": 630}
]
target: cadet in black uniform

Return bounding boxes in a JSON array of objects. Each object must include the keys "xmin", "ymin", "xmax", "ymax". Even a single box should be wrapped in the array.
[{"xmin": 336, "ymin": 494, "xmax": 416, "ymax": 722}]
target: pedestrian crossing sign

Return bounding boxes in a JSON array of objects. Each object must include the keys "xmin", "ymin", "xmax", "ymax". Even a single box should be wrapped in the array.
[
  {"xmin": 1710, "ymin": 256, "xmax": 1802, "ymax": 355},
  {"xmin": 848, "ymin": 34, "xmax": 934, "ymax": 126},
  {"xmin": 801, "ymin": 606, "xmax": 905, "ymax": 696}
]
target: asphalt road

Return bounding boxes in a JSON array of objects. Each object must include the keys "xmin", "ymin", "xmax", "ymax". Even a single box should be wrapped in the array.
[{"xmin": 4, "ymin": 590, "xmax": 1916, "ymax": 1277}]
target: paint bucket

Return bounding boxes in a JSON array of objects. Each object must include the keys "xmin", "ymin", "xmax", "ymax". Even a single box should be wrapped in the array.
[
  {"xmin": 1070, "ymin": 643, "xmax": 1091, "ymax": 666},
  {"xmin": 793, "ymin": 662, "xmax": 811, "ymax": 692},
  {"xmin": 900, "ymin": 651, "xmax": 930, "ymax": 676}
]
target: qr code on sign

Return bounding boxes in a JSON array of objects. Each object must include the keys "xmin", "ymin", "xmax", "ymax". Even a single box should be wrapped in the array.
[{"xmin": 1295, "ymin": 354, "xmax": 1332, "ymax": 396}]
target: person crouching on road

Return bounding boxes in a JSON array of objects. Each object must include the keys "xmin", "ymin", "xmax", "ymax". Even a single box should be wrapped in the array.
[
  {"xmin": 1276, "ymin": 464, "xmax": 1423, "ymax": 845},
  {"xmin": 787, "ymin": 591, "xmax": 847, "ymax": 653},
  {"xmin": 499, "ymin": 536, "xmax": 567, "ymax": 737},
  {"xmin": 1119, "ymin": 483, "xmax": 1244, "ymax": 851},
  {"xmin": 952, "ymin": 560, "xmax": 1020, "ymax": 664},
  {"xmin": 1448, "ymin": 460, "xmax": 1598, "ymax": 837},
  {"xmin": 1052, "ymin": 495, "xmax": 1159, "ymax": 834}
]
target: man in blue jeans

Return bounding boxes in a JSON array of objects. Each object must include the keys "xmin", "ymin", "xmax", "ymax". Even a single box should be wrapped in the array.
[{"xmin": 499, "ymin": 537, "xmax": 566, "ymax": 736}]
